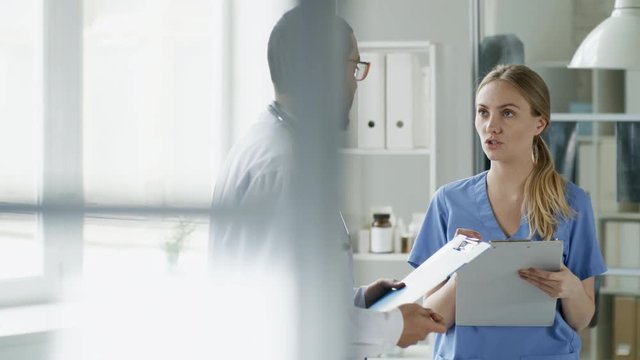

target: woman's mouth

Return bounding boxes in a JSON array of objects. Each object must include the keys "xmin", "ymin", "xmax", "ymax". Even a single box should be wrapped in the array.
[{"xmin": 485, "ymin": 139, "xmax": 503, "ymax": 150}]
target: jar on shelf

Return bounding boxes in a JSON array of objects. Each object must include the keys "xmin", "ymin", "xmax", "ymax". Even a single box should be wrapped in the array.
[
  {"xmin": 400, "ymin": 233, "xmax": 412, "ymax": 253},
  {"xmin": 370, "ymin": 213, "xmax": 393, "ymax": 253}
]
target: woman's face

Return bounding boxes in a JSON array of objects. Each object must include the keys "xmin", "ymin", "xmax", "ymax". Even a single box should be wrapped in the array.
[{"xmin": 475, "ymin": 80, "xmax": 547, "ymax": 165}]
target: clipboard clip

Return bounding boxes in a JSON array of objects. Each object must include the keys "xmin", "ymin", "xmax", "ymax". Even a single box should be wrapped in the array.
[{"xmin": 453, "ymin": 237, "xmax": 481, "ymax": 251}]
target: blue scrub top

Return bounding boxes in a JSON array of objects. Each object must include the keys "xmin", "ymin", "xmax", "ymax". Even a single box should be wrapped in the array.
[{"xmin": 408, "ymin": 171, "xmax": 607, "ymax": 360}]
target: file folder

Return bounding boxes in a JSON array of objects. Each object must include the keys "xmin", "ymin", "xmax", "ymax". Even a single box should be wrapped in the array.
[
  {"xmin": 370, "ymin": 235, "xmax": 490, "ymax": 312},
  {"xmin": 385, "ymin": 53, "xmax": 414, "ymax": 149},
  {"xmin": 357, "ymin": 53, "xmax": 385, "ymax": 149},
  {"xmin": 413, "ymin": 65, "xmax": 431, "ymax": 149}
]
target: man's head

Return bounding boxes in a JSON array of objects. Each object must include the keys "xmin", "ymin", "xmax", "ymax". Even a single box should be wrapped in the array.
[{"xmin": 267, "ymin": 5, "xmax": 358, "ymax": 124}]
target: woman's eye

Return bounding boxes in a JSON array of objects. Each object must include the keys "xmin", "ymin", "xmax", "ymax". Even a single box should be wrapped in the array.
[
  {"xmin": 503, "ymin": 110, "xmax": 514, "ymax": 118},
  {"xmin": 477, "ymin": 109, "xmax": 488, "ymax": 116}
]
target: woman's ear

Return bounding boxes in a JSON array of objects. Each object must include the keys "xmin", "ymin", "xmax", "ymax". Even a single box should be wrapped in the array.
[{"xmin": 535, "ymin": 116, "xmax": 548, "ymax": 135}]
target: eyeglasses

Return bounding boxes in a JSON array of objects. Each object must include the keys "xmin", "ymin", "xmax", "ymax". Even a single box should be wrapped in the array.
[{"xmin": 348, "ymin": 59, "xmax": 371, "ymax": 81}]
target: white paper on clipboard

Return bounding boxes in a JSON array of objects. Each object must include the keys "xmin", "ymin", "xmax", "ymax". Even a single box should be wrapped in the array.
[
  {"xmin": 456, "ymin": 240, "xmax": 563, "ymax": 327},
  {"xmin": 369, "ymin": 235, "xmax": 491, "ymax": 312}
]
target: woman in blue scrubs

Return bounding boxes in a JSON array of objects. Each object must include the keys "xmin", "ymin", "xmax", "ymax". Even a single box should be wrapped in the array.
[{"xmin": 409, "ymin": 64, "xmax": 607, "ymax": 360}]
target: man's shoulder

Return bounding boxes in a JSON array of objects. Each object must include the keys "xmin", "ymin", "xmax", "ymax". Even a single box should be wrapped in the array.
[
  {"xmin": 231, "ymin": 111, "xmax": 293, "ymax": 163},
  {"xmin": 212, "ymin": 111, "xmax": 293, "ymax": 207}
]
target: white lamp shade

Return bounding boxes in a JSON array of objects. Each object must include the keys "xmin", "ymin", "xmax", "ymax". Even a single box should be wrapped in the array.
[{"xmin": 569, "ymin": 0, "xmax": 640, "ymax": 69}]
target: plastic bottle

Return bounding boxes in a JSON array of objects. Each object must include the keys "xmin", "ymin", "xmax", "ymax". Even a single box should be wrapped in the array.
[{"xmin": 370, "ymin": 213, "xmax": 393, "ymax": 253}]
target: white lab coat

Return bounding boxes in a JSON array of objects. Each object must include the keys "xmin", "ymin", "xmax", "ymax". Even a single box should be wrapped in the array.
[
  {"xmin": 210, "ymin": 106, "xmax": 403, "ymax": 359},
  {"xmin": 210, "ymin": 109, "xmax": 293, "ymax": 270}
]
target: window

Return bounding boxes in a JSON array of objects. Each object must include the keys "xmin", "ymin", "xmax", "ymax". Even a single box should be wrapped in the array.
[
  {"xmin": 0, "ymin": 0, "xmax": 225, "ymax": 304},
  {"xmin": 0, "ymin": 0, "xmax": 46, "ymax": 304},
  {"xmin": 83, "ymin": 0, "xmax": 219, "ymax": 208},
  {"xmin": 81, "ymin": 0, "xmax": 220, "ymax": 278},
  {"xmin": 1, "ymin": 1, "xmax": 348, "ymax": 358}
]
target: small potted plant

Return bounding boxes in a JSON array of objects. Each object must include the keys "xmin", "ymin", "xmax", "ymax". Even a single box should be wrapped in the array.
[{"xmin": 164, "ymin": 217, "xmax": 197, "ymax": 270}]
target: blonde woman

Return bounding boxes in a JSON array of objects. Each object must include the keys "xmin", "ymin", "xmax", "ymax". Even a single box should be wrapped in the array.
[{"xmin": 409, "ymin": 64, "xmax": 606, "ymax": 359}]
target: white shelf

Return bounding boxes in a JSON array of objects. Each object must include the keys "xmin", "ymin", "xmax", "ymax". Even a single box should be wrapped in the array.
[
  {"xmin": 598, "ymin": 212, "xmax": 640, "ymax": 221},
  {"xmin": 358, "ymin": 41, "xmax": 433, "ymax": 53},
  {"xmin": 340, "ymin": 148, "xmax": 430, "ymax": 156},
  {"xmin": 551, "ymin": 112, "xmax": 640, "ymax": 123},
  {"xmin": 576, "ymin": 135, "xmax": 615, "ymax": 144},
  {"xmin": 605, "ymin": 267, "xmax": 640, "ymax": 277},
  {"xmin": 353, "ymin": 253, "xmax": 409, "ymax": 261},
  {"xmin": 600, "ymin": 286, "xmax": 640, "ymax": 296}
]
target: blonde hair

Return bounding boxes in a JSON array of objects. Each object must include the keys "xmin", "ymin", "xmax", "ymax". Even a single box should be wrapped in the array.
[{"xmin": 478, "ymin": 64, "xmax": 572, "ymax": 240}]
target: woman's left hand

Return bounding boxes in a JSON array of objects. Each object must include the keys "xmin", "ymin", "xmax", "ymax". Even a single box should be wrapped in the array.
[{"xmin": 518, "ymin": 264, "xmax": 583, "ymax": 299}]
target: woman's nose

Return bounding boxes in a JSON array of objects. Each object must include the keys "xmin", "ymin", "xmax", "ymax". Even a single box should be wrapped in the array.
[{"xmin": 486, "ymin": 115, "xmax": 500, "ymax": 134}]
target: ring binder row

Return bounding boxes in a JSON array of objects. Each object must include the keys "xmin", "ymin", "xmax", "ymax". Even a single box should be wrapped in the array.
[{"xmin": 348, "ymin": 50, "xmax": 432, "ymax": 150}]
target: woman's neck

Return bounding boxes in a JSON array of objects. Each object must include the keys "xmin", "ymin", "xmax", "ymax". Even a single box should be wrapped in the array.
[{"xmin": 487, "ymin": 160, "xmax": 534, "ymax": 200}]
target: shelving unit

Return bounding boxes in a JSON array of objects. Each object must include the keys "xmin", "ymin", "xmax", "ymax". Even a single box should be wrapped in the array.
[
  {"xmin": 342, "ymin": 41, "xmax": 437, "ymax": 285},
  {"xmin": 560, "ymin": 114, "xmax": 640, "ymax": 360}
]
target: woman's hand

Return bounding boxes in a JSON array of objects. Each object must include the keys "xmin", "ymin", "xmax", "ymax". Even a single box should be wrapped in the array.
[
  {"xmin": 518, "ymin": 264, "xmax": 583, "ymax": 299},
  {"xmin": 454, "ymin": 228, "xmax": 482, "ymax": 240},
  {"xmin": 519, "ymin": 264, "xmax": 596, "ymax": 331}
]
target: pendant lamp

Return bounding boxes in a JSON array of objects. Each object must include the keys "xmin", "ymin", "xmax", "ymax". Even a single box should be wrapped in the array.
[{"xmin": 568, "ymin": 0, "xmax": 640, "ymax": 69}]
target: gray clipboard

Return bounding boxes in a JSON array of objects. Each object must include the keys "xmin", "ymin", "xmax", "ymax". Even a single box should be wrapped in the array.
[{"xmin": 456, "ymin": 240, "xmax": 563, "ymax": 326}]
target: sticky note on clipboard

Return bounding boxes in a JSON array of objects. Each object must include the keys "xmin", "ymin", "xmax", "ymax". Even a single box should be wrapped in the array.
[{"xmin": 369, "ymin": 235, "xmax": 491, "ymax": 312}]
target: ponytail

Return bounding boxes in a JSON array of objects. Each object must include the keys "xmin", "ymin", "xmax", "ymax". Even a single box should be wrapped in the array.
[{"xmin": 524, "ymin": 135, "xmax": 572, "ymax": 240}]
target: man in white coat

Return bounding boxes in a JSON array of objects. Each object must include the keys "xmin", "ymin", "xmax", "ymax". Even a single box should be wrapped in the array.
[{"xmin": 210, "ymin": 4, "xmax": 446, "ymax": 358}]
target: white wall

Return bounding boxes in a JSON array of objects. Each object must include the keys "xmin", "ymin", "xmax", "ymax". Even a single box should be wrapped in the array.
[
  {"xmin": 627, "ymin": 71, "xmax": 640, "ymax": 113},
  {"xmin": 483, "ymin": 0, "xmax": 575, "ymax": 65},
  {"xmin": 341, "ymin": 155, "xmax": 431, "ymax": 231}
]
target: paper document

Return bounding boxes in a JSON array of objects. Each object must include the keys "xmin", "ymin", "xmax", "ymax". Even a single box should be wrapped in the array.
[
  {"xmin": 456, "ymin": 240, "xmax": 563, "ymax": 326},
  {"xmin": 370, "ymin": 235, "xmax": 491, "ymax": 312}
]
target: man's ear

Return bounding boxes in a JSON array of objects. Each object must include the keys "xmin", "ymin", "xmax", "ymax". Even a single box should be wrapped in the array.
[{"xmin": 535, "ymin": 116, "xmax": 548, "ymax": 135}]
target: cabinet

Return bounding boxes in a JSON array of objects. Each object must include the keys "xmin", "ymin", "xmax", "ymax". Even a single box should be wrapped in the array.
[
  {"xmin": 552, "ymin": 113, "xmax": 640, "ymax": 360},
  {"xmin": 340, "ymin": 41, "xmax": 437, "ymax": 285}
]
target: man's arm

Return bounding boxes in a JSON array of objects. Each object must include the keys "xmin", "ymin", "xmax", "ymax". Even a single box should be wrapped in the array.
[{"xmin": 352, "ymin": 278, "xmax": 447, "ymax": 358}]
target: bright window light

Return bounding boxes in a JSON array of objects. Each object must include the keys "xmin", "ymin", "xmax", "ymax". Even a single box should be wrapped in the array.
[
  {"xmin": 83, "ymin": 0, "xmax": 218, "ymax": 208},
  {"xmin": 0, "ymin": 0, "xmax": 43, "ymax": 281}
]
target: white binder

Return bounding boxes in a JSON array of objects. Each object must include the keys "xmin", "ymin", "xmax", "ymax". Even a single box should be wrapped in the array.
[
  {"xmin": 385, "ymin": 53, "xmax": 414, "ymax": 149},
  {"xmin": 413, "ymin": 65, "xmax": 431, "ymax": 149},
  {"xmin": 370, "ymin": 235, "xmax": 490, "ymax": 312},
  {"xmin": 357, "ymin": 53, "xmax": 385, "ymax": 149}
]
